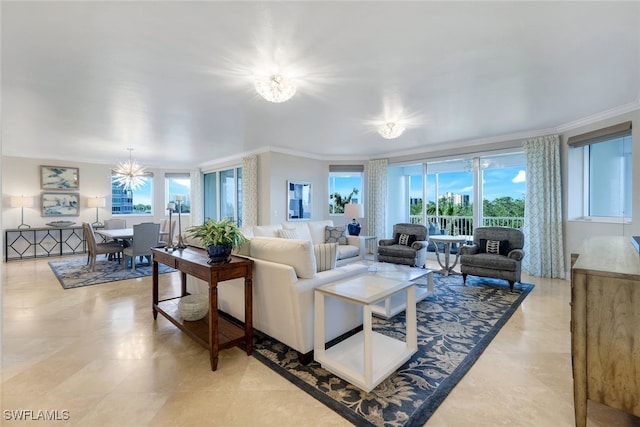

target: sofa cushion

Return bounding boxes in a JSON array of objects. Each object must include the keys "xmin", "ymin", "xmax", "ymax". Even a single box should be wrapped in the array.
[
  {"xmin": 282, "ymin": 223, "xmax": 313, "ymax": 242},
  {"xmin": 249, "ymin": 236, "xmax": 317, "ymax": 279},
  {"xmin": 479, "ymin": 238, "xmax": 509, "ymax": 256},
  {"xmin": 253, "ymin": 224, "xmax": 283, "ymax": 237},
  {"xmin": 314, "ymin": 243, "xmax": 337, "ymax": 272},
  {"xmin": 325, "ymin": 225, "xmax": 347, "ymax": 245},
  {"xmin": 337, "ymin": 244, "xmax": 359, "ymax": 260},
  {"xmin": 306, "ymin": 220, "xmax": 334, "ymax": 245},
  {"xmin": 395, "ymin": 233, "xmax": 417, "ymax": 246},
  {"xmin": 278, "ymin": 228, "xmax": 299, "ymax": 239}
]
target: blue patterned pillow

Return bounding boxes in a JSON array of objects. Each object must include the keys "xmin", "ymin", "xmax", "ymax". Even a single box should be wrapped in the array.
[{"xmin": 324, "ymin": 226, "xmax": 347, "ymax": 245}]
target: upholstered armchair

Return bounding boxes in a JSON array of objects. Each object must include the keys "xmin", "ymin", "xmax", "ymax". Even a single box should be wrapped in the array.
[
  {"xmin": 459, "ymin": 227, "xmax": 525, "ymax": 291},
  {"xmin": 377, "ymin": 223, "xmax": 428, "ymax": 267}
]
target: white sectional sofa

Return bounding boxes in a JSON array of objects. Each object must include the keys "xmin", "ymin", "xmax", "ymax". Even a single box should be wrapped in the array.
[{"xmin": 186, "ymin": 220, "xmax": 370, "ymax": 360}]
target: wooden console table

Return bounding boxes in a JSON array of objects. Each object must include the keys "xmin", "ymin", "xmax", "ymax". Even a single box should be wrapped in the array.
[
  {"xmin": 151, "ymin": 247, "xmax": 254, "ymax": 371},
  {"xmin": 571, "ymin": 236, "xmax": 640, "ymax": 426}
]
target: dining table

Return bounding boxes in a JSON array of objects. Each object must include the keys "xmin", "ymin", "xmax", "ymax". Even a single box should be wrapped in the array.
[{"xmin": 96, "ymin": 228, "xmax": 133, "ymax": 240}]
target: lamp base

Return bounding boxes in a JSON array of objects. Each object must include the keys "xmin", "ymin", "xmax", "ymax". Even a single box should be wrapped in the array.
[
  {"xmin": 17, "ymin": 223, "xmax": 31, "ymax": 229},
  {"xmin": 347, "ymin": 221, "xmax": 361, "ymax": 236}
]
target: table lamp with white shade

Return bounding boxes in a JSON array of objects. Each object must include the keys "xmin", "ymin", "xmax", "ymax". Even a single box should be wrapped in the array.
[
  {"xmin": 87, "ymin": 196, "xmax": 106, "ymax": 227},
  {"xmin": 10, "ymin": 195, "xmax": 34, "ymax": 229},
  {"xmin": 344, "ymin": 203, "xmax": 365, "ymax": 236}
]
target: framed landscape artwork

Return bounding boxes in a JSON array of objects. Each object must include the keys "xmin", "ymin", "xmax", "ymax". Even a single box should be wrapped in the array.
[
  {"xmin": 41, "ymin": 165, "xmax": 79, "ymax": 190},
  {"xmin": 41, "ymin": 193, "xmax": 80, "ymax": 217}
]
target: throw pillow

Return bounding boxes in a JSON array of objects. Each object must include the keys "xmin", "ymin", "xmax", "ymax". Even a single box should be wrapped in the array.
[
  {"xmin": 325, "ymin": 225, "xmax": 347, "ymax": 245},
  {"xmin": 395, "ymin": 233, "xmax": 417, "ymax": 247},
  {"xmin": 479, "ymin": 238, "xmax": 509, "ymax": 256},
  {"xmin": 313, "ymin": 243, "xmax": 338, "ymax": 272},
  {"xmin": 277, "ymin": 228, "xmax": 299, "ymax": 239}
]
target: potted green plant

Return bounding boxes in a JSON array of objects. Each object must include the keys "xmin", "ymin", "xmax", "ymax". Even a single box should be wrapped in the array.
[{"xmin": 186, "ymin": 218, "xmax": 248, "ymax": 263}]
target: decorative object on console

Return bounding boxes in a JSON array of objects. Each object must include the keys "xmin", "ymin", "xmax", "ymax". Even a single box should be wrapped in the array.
[
  {"xmin": 40, "ymin": 165, "xmax": 79, "ymax": 190},
  {"xmin": 45, "ymin": 220, "xmax": 76, "ymax": 228},
  {"xmin": 178, "ymin": 294, "xmax": 209, "ymax": 321},
  {"xmin": 165, "ymin": 202, "xmax": 175, "ymax": 251},
  {"xmin": 87, "ymin": 196, "xmax": 106, "ymax": 227},
  {"xmin": 186, "ymin": 217, "xmax": 248, "ymax": 264},
  {"xmin": 10, "ymin": 195, "xmax": 34, "ymax": 229},
  {"xmin": 255, "ymin": 74, "xmax": 296, "ymax": 103},
  {"xmin": 174, "ymin": 195, "xmax": 187, "ymax": 249},
  {"xmin": 344, "ymin": 203, "xmax": 364, "ymax": 236},
  {"xmin": 112, "ymin": 147, "xmax": 147, "ymax": 191},
  {"xmin": 378, "ymin": 122, "xmax": 405, "ymax": 139}
]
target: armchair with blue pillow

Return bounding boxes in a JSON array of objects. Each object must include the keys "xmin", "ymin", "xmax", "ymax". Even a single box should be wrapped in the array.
[{"xmin": 377, "ymin": 223, "xmax": 428, "ymax": 267}]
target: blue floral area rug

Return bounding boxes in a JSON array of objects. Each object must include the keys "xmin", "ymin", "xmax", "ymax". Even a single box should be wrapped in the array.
[
  {"xmin": 49, "ymin": 256, "xmax": 177, "ymax": 289},
  {"xmin": 251, "ymin": 274, "xmax": 534, "ymax": 426}
]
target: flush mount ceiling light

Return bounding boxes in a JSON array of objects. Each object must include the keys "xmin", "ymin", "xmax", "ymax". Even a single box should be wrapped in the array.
[
  {"xmin": 378, "ymin": 122, "xmax": 405, "ymax": 139},
  {"xmin": 254, "ymin": 74, "xmax": 296, "ymax": 103},
  {"xmin": 113, "ymin": 148, "xmax": 147, "ymax": 191}
]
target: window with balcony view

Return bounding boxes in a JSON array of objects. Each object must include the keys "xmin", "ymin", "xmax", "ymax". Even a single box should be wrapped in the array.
[{"xmin": 399, "ymin": 151, "xmax": 526, "ymax": 236}]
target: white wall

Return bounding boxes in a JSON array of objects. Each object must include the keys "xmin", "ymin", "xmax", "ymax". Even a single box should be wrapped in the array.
[{"xmin": 2, "ymin": 156, "xmax": 191, "ymax": 232}]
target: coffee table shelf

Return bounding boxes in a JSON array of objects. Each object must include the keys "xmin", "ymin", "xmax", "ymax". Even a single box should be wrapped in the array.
[{"xmin": 314, "ymin": 275, "xmax": 417, "ymax": 392}]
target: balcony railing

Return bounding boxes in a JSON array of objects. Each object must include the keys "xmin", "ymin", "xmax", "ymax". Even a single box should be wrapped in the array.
[{"xmin": 409, "ymin": 215, "xmax": 524, "ymax": 235}]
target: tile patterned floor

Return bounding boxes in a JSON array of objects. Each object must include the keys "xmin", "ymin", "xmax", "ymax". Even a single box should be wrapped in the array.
[{"xmin": 1, "ymin": 257, "xmax": 639, "ymax": 426}]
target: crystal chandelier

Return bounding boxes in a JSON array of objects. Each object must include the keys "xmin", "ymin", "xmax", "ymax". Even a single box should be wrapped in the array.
[
  {"xmin": 254, "ymin": 74, "xmax": 296, "ymax": 103},
  {"xmin": 378, "ymin": 122, "xmax": 405, "ymax": 139},
  {"xmin": 113, "ymin": 148, "xmax": 147, "ymax": 191}
]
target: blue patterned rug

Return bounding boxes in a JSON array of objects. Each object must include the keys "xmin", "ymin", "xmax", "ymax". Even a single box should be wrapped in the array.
[
  {"xmin": 49, "ymin": 256, "xmax": 177, "ymax": 289},
  {"xmin": 251, "ymin": 274, "xmax": 533, "ymax": 426}
]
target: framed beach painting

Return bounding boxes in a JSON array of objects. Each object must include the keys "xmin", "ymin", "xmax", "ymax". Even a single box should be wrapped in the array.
[
  {"xmin": 41, "ymin": 193, "xmax": 80, "ymax": 217},
  {"xmin": 41, "ymin": 165, "xmax": 79, "ymax": 190}
]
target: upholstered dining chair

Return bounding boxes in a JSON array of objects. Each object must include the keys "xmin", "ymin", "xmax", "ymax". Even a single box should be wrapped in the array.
[
  {"xmin": 459, "ymin": 226, "xmax": 525, "ymax": 291},
  {"xmin": 377, "ymin": 223, "xmax": 429, "ymax": 267},
  {"xmin": 83, "ymin": 222, "xmax": 123, "ymax": 272},
  {"xmin": 104, "ymin": 218, "xmax": 126, "ymax": 229},
  {"xmin": 123, "ymin": 222, "xmax": 161, "ymax": 270}
]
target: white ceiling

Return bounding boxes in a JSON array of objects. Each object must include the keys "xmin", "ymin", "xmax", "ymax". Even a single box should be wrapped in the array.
[{"xmin": 2, "ymin": 1, "xmax": 639, "ymax": 169}]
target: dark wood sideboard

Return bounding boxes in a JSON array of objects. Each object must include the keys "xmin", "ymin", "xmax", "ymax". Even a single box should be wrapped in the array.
[
  {"xmin": 571, "ymin": 236, "xmax": 640, "ymax": 427},
  {"xmin": 151, "ymin": 247, "xmax": 254, "ymax": 371}
]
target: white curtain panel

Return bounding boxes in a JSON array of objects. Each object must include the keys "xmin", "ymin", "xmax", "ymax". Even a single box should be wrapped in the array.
[
  {"xmin": 190, "ymin": 167, "xmax": 204, "ymax": 227},
  {"xmin": 242, "ymin": 155, "xmax": 258, "ymax": 227},
  {"xmin": 523, "ymin": 134, "xmax": 565, "ymax": 278},
  {"xmin": 367, "ymin": 159, "xmax": 388, "ymax": 241}
]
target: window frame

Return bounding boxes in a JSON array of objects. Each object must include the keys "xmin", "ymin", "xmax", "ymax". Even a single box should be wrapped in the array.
[
  {"xmin": 111, "ymin": 172, "xmax": 154, "ymax": 216},
  {"xmin": 328, "ymin": 166, "xmax": 364, "ymax": 216}
]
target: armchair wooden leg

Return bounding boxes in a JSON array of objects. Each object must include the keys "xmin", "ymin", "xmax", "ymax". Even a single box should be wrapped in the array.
[
  {"xmin": 462, "ymin": 273, "xmax": 467, "ymax": 285},
  {"xmin": 508, "ymin": 281, "xmax": 514, "ymax": 292}
]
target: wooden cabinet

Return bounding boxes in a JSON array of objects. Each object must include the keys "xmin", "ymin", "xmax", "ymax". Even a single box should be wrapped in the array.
[{"xmin": 571, "ymin": 236, "xmax": 640, "ymax": 427}]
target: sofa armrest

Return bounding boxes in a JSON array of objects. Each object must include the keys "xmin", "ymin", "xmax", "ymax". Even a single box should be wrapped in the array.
[
  {"xmin": 346, "ymin": 235, "xmax": 367, "ymax": 258},
  {"xmin": 379, "ymin": 238, "xmax": 395, "ymax": 247},
  {"xmin": 459, "ymin": 244, "xmax": 479, "ymax": 255},
  {"xmin": 508, "ymin": 248, "xmax": 525, "ymax": 261},
  {"xmin": 411, "ymin": 240, "xmax": 428, "ymax": 251}
]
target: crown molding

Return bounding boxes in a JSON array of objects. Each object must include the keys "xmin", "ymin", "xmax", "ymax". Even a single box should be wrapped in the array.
[{"xmin": 556, "ymin": 101, "xmax": 640, "ymax": 133}]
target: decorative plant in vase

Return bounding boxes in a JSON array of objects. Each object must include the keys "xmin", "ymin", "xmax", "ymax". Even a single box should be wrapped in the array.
[{"xmin": 186, "ymin": 218, "xmax": 247, "ymax": 263}]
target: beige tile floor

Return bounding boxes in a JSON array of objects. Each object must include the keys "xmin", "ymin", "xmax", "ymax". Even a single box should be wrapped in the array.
[{"xmin": 1, "ymin": 257, "xmax": 639, "ymax": 427}]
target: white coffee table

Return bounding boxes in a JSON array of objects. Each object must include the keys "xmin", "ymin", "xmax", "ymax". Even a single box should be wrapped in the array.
[
  {"xmin": 314, "ymin": 275, "xmax": 418, "ymax": 392},
  {"xmin": 366, "ymin": 262, "xmax": 433, "ymax": 319}
]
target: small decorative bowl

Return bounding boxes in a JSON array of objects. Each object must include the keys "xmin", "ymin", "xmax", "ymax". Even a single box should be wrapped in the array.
[
  {"xmin": 178, "ymin": 294, "xmax": 209, "ymax": 321},
  {"xmin": 46, "ymin": 221, "xmax": 76, "ymax": 228}
]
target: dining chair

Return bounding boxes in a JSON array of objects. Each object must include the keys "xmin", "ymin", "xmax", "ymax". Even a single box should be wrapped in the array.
[
  {"xmin": 104, "ymin": 218, "xmax": 126, "ymax": 229},
  {"xmin": 123, "ymin": 222, "xmax": 162, "ymax": 270},
  {"xmin": 158, "ymin": 219, "xmax": 177, "ymax": 248},
  {"xmin": 83, "ymin": 222, "xmax": 123, "ymax": 272}
]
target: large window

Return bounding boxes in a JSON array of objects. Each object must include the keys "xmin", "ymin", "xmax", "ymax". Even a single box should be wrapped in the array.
[
  {"xmin": 392, "ymin": 150, "xmax": 526, "ymax": 235},
  {"xmin": 328, "ymin": 165, "xmax": 364, "ymax": 215},
  {"xmin": 165, "ymin": 173, "xmax": 191, "ymax": 214},
  {"xmin": 111, "ymin": 173, "xmax": 153, "ymax": 215},
  {"xmin": 568, "ymin": 121, "xmax": 632, "ymax": 220},
  {"xmin": 203, "ymin": 167, "xmax": 242, "ymax": 225}
]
